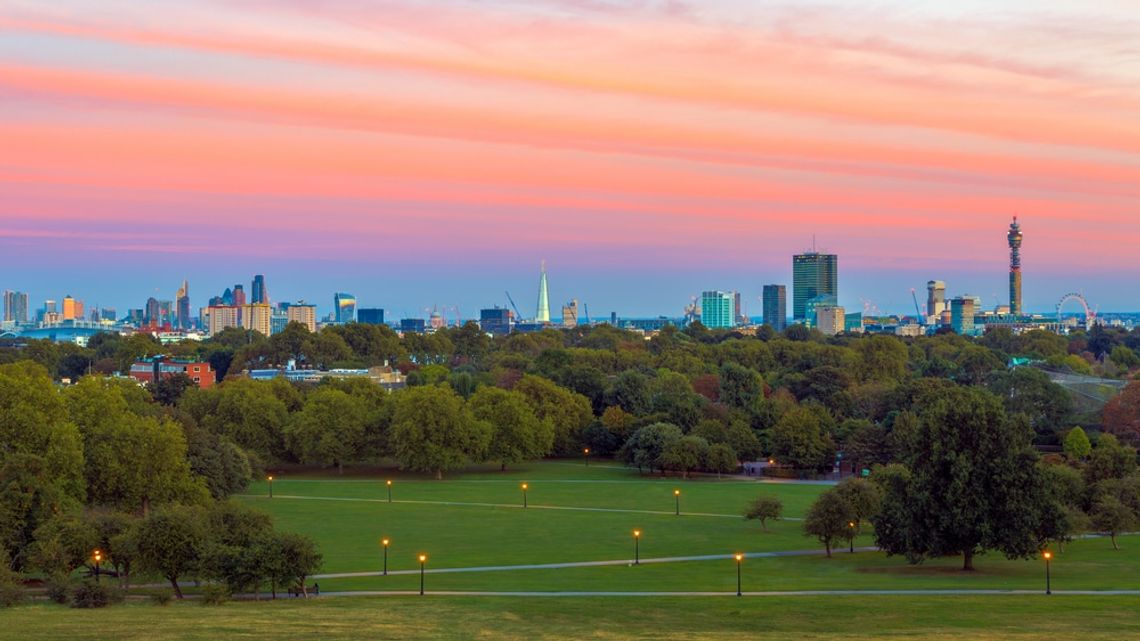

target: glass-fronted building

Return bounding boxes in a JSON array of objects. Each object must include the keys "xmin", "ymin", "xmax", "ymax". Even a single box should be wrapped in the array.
[{"xmin": 793, "ymin": 252, "xmax": 838, "ymax": 323}]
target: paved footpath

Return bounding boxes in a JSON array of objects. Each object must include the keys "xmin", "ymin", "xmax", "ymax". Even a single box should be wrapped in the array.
[
  {"xmin": 314, "ymin": 547, "xmax": 878, "ymax": 580},
  {"xmin": 288, "ymin": 589, "xmax": 1140, "ymax": 598}
]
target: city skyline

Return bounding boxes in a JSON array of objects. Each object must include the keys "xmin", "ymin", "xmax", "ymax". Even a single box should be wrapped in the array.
[{"xmin": 2, "ymin": 1, "xmax": 1139, "ymax": 316}]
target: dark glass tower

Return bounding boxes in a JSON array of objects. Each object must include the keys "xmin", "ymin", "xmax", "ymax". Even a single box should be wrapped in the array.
[
  {"xmin": 762, "ymin": 284, "xmax": 786, "ymax": 331},
  {"xmin": 792, "ymin": 253, "xmax": 838, "ymax": 323},
  {"xmin": 251, "ymin": 274, "xmax": 268, "ymax": 305},
  {"xmin": 1008, "ymin": 217, "xmax": 1022, "ymax": 316}
]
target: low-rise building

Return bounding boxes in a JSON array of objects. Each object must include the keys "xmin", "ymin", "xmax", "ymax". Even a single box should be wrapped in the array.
[{"xmin": 129, "ymin": 358, "xmax": 214, "ymax": 388}]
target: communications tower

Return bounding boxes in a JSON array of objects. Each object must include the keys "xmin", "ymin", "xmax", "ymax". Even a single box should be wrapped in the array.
[{"xmin": 1008, "ymin": 217, "xmax": 1023, "ymax": 316}]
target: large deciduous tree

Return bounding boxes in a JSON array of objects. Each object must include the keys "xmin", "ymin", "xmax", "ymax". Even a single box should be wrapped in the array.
[
  {"xmin": 803, "ymin": 489, "xmax": 852, "ymax": 557},
  {"xmin": 136, "ymin": 505, "xmax": 209, "ymax": 598},
  {"xmin": 513, "ymin": 375, "xmax": 593, "ymax": 456},
  {"xmin": 768, "ymin": 405, "xmax": 835, "ymax": 473},
  {"xmin": 388, "ymin": 385, "xmax": 491, "ymax": 479},
  {"xmin": 468, "ymin": 387, "xmax": 553, "ymax": 470},
  {"xmin": 286, "ymin": 388, "xmax": 368, "ymax": 474}
]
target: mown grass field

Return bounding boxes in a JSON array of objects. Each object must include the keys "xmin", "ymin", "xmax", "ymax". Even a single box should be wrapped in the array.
[{"xmin": 4, "ymin": 595, "xmax": 1138, "ymax": 641}]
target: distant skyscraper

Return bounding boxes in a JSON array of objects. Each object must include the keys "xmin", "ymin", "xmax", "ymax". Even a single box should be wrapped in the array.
[
  {"xmin": 286, "ymin": 303, "xmax": 317, "ymax": 332},
  {"xmin": 222, "ymin": 287, "xmax": 234, "ymax": 306},
  {"xmin": 176, "ymin": 280, "xmax": 190, "ymax": 329},
  {"xmin": 251, "ymin": 274, "xmax": 268, "ymax": 305},
  {"xmin": 400, "ymin": 318, "xmax": 426, "ymax": 334},
  {"xmin": 145, "ymin": 297, "xmax": 161, "ymax": 325},
  {"xmin": 480, "ymin": 307, "xmax": 511, "ymax": 335},
  {"xmin": 3, "ymin": 290, "xmax": 29, "ymax": 323},
  {"xmin": 207, "ymin": 305, "xmax": 240, "ymax": 337},
  {"xmin": 561, "ymin": 299, "xmax": 579, "ymax": 328},
  {"xmin": 242, "ymin": 303, "xmax": 272, "ymax": 336},
  {"xmin": 792, "ymin": 252, "xmax": 838, "ymax": 323},
  {"xmin": 926, "ymin": 280, "xmax": 946, "ymax": 318},
  {"xmin": 334, "ymin": 292, "xmax": 356, "ymax": 323},
  {"xmin": 815, "ymin": 305, "xmax": 846, "ymax": 336},
  {"xmin": 62, "ymin": 295, "xmax": 79, "ymax": 321},
  {"xmin": 734, "ymin": 291, "xmax": 747, "ymax": 325},
  {"xmin": 357, "ymin": 308, "xmax": 385, "ymax": 325},
  {"xmin": 100, "ymin": 308, "xmax": 116, "ymax": 323},
  {"xmin": 700, "ymin": 291, "xmax": 734, "ymax": 328},
  {"xmin": 951, "ymin": 296, "xmax": 976, "ymax": 335},
  {"xmin": 233, "ymin": 285, "xmax": 246, "ymax": 308},
  {"xmin": 762, "ymin": 285, "xmax": 786, "ymax": 331},
  {"xmin": 1008, "ymin": 217, "xmax": 1023, "ymax": 316},
  {"xmin": 536, "ymin": 260, "xmax": 550, "ymax": 323}
]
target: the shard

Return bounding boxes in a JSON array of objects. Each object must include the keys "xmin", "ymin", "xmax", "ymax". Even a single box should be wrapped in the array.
[{"xmin": 536, "ymin": 260, "xmax": 550, "ymax": 323}]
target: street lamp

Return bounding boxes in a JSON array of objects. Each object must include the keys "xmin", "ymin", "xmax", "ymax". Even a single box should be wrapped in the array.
[
  {"xmin": 381, "ymin": 538, "xmax": 390, "ymax": 576},
  {"xmin": 521, "ymin": 483, "xmax": 528, "ymax": 509},
  {"xmin": 93, "ymin": 549, "xmax": 102, "ymax": 584},
  {"xmin": 735, "ymin": 553, "xmax": 743, "ymax": 597},
  {"xmin": 267, "ymin": 475, "xmax": 274, "ymax": 499},
  {"xmin": 419, "ymin": 554, "xmax": 427, "ymax": 595},
  {"xmin": 848, "ymin": 521, "xmax": 856, "ymax": 553},
  {"xmin": 1043, "ymin": 551, "xmax": 1052, "ymax": 595},
  {"xmin": 633, "ymin": 530, "xmax": 641, "ymax": 565},
  {"xmin": 386, "ymin": 480, "xmax": 392, "ymax": 503},
  {"xmin": 584, "ymin": 448, "xmax": 590, "ymax": 467},
  {"xmin": 674, "ymin": 489, "xmax": 681, "ymax": 516}
]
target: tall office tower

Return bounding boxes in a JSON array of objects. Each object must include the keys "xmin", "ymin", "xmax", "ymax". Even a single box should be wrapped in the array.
[
  {"xmin": 73, "ymin": 300, "xmax": 85, "ymax": 320},
  {"xmin": 535, "ymin": 260, "xmax": 550, "ymax": 323},
  {"xmin": 145, "ymin": 297, "xmax": 161, "ymax": 325},
  {"xmin": 232, "ymin": 285, "xmax": 246, "ymax": 307},
  {"xmin": 357, "ymin": 308, "xmax": 385, "ymax": 325},
  {"xmin": 792, "ymin": 252, "xmax": 838, "ymax": 323},
  {"xmin": 480, "ymin": 307, "xmax": 512, "ymax": 336},
  {"xmin": 242, "ymin": 303, "xmax": 272, "ymax": 336},
  {"xmin": 176, "ymin": 280, "xmax": 190, "ymax": 329},
  {"xmin": 286, "ymin": 303, "xmax": 317, "ymax": 332},
  {"xmin": 221, "ymin": 288, "xmax": 234, "ymax": 306},
  {"xmin": 334, "ymin": 292, "xmax": 357, "ymax": 323},
  {"xmin": 734, "ymin": 291, "xmax": 746, "ymax": 325},
  {"xmin": 100, "ymin": 308, "xmax": 116, "ymax": 323},
  {"xmin": 951, "ymin": 297, "xmax": 976, "ymax": 335},
  {"xmin": 251, "ymin": 274, "xmax": 268, "ymax": 305},
  {"xmin": 700, "ymin": 290, "xmax": 735, "ymax": 328},
  {"xmin": 3, "ymin": 290, "xmax": 29, "ymax": 323},
  {"xmin": 926, "ymin": 280, "xmax": 946, "ymax": 317},
  {"xmin": 561, "ymin": 299, "xmax": 579, "ymax": 328},
  {"xmin": 762, "ymin": 285, "xmax": 787, "ymax": 331},
  {"xmin": 62, "ymin": 295, "xmax": 79, "ymax": 320},
  {"xmin": 1008, "ymin": 217, "xmax": 1023, "ymax": 316}
]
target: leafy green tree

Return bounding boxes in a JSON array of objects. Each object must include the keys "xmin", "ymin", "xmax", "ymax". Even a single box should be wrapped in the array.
[
  {"xmin": 194, "ymin": 379, "xmax": 291, "ymax": 460},
  {"xmin": 0, "ymin": 362, "xmax": 85, "ymax": 501},
  {"xmin": 987, "ymin": 367, "xmax": 1072, "ymax": 440},
  {"xmin": 718, "ymin": 363, "xmax": 763, "ymax": 410},
  {"xmin": 835, "ymin": 477, "xmax": 882, "ymax": 547},
  {"xmin": 468, "ymin": 387, "xmax": 553, "ymax": 470},
  {"xmin": 0, "ymin": 454, "xmax": 79, "ymax": 571},
  {"xmin": 844, "ymin": 421, "xmax": 891, "ymax": 471},
  {"xmin": 648, "ymin": 370, "xmax": 704, "ymax": 432},
  {"xmin": 152, "ymin": 373, "xmax": 195, "ymax": 406},
  {"xmin": 744, "ymin": 494, "xmax": 783, "ymax": 531},
  {"xmin": 388, "ymin": 385, "xmax": 492, "ymax": 479},
  {"xmin": 135, "ymin": 504, "xmax": 209, "ymax": 598},
  {"xmin": 606, "ymin": 371, "xmax": 651, "ymax": 416},
  {"xmin": 873, "ymin": 386, "xmax": 1045, "ymax": 570},
  {"xmin": 769, "ymin": 406, "xmax": 835, "ymax": 473},
  {"xmin": 286, "ymin": 388, "xmax": 367, "ymax": 474},
  {"xmin": 27, "ymin": 512, "xmax": 100, "ymax": 578},
  {"xmin": 1063, "ymin": 427, "xmax": 1092, "ymax": 461},
  {"xmin": 266, "ymin": 532, "xmax": 322, "ymax": 597},
  {"xmin": 853, "ymin": 335, "xmax": 908, "ymax": 382},
  {"xmin": 621, "ymin": 423, "xmax": 683, "ymax": 474},
  {"xmin": 705, "ymin": 443, "xmax": 737, "ymax": 478},
  {"xmin": 661, "ymin": 435, "xmax": 709, "ymax": 478},
  {"xmin": 803, "ymin": 489, "xmax": 853, "ymax": 557},
  {"xmin": 1085, "ymin": 434, "xmax": 1138, "ymax": 485},
  {"xmin": 514, "ymin": 375, "xmax": 593, "ymax": 456},
  {"xmin": 184, "ymin": 425, "xmax": 253, "ymax": 499},
  {"xmin": 1090, "ymin": 496, "xmax": 1134, "ymax": 550}
]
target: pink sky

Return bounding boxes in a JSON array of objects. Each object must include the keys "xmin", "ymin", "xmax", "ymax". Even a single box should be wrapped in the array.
[{"xmin": 2, "ymin": 0, "xmax": 1139, "ymax": 316}]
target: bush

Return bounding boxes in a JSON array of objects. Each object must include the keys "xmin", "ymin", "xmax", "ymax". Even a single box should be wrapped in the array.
[
  {"xmin": 0, "ymin": 582, "xmax": 24, "ymax": 608},
  {"xmin": 151, "ymin": 589, "xmax": 174, "ymax": 606},
  {"xmin": 45, "ymin": 579, "xmax": 71, "ymax": 605},
  {"xmin": 71, "ymin": 582, "xmax": 112, "ymax": 609},
  {"xmin": 200, "ymin": 584, "xmax": 229, "ymax": 606}
]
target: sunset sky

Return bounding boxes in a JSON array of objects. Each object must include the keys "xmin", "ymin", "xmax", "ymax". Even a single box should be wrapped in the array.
[{"xmin": 3, "ymin": 0, "xmax": 1139, "ymax": 318}]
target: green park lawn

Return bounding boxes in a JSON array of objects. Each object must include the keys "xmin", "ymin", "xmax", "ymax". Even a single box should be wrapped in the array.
[{"xmin": 3, "ymin": 595, "xmax": 1138, "ymax": 641}]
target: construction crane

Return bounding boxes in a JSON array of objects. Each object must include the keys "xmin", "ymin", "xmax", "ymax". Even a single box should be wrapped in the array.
[
  {"xmin": 505, "ymin": 291, "xmax": 524, "ymax": 322},
  {"xmin": 582, "ymin": 303, "xmax": 590, "ymax": 325},
  {"xmin": 909, "ymin": 288, "xmax": 924, "ymax": 324}
]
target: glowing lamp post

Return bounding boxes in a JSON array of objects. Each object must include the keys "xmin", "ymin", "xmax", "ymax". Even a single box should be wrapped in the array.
[
  {"xmin": 1043, "ymin": 551, "xmax": 1052, "ymax": 595},
  {"xmin": 93, "ymin": 549, "xmax": 103, "ymax": 584},
  {"xmin": 382, "ymin": 538, "xmax": 390, "ymax": 576},
  {"xmin": 267, "ymin": 475, "xmax": 274, "ymax": 499},
  {"xmin": 521, "ymin": 483, "xmax": 528, "ymax": 509},
  {"xmin": 386, "ymin": 480, "xmax": 392, "ymax": 503},
  {"xmin": 735, "ymin": 553, "xmax": 743, "ymax": 597},
  {"xmin": 848, "ymin": 521, "xmax": 856, "ymax": 553},
  {"xmin": 419, "ymin": 554, "xmax": 427, "ymax": 595},
  {"xmin": 584, "ymin": 448, "xmax": 590, "ymax": 467},
  {"xmin": 674, "ymin": 489, "xmax": 681, "ymax": 516},
  {"xmin": 633, "ymin": 530, "xmax": 641, "ymax": 565}
]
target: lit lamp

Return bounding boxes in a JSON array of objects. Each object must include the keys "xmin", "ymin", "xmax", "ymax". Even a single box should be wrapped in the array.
[
  {"xmin": 381, "ymin": 538, "xmax": 390, "ymax": 576},
  {"xmin": 1043, "ymin": 550, "xmax": 1053, "ymax": 595},
  {"xmin": 521, "ymin": 483, "xmax": 528, "ymax": 509},
  {"xmin": 674, "ymin": 489, "xmax": 681, "ymax": 516},
  {"xmin": 93, "ymin": 549, "xmax": 103, "ymax": 584},
  {"xmin": 386, "ymin": 480, "xmax": 392, "ymax": 503},
  {"xmin": 267, "ymin": 475, "xmax": 274, "ymax": 499},
  {"xmin": 633, "ymin": 529, "xmax": 641, "ymax": 565},
  {"xmin": 848, "ymin": 521, "xmax": 856, "ymax": 553},
  {"xmin": 419, "ymin": 554, "xmax": 427, "ymax": 595},
  {"xmin": 584, "ymin": 447, "xmax": 591, "ymax": 467},
  {"xmin": 735, "ymin": 553, "xmax": 744, "ymax": 597}
]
